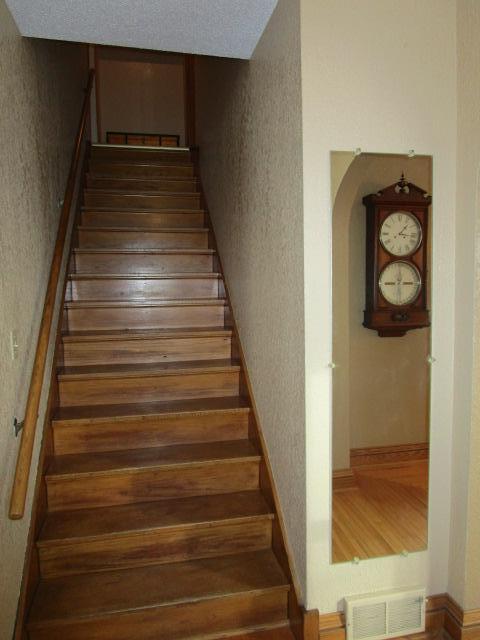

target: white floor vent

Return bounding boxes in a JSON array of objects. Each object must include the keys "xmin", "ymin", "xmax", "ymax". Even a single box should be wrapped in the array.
[{"xmin": 345, "ymin": 587, "xmax": 426, "ymax": 640}]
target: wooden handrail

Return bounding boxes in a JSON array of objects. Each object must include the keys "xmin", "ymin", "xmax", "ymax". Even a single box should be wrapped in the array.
[{"xmin": 9, "ymin": 70, "xmax": 95, "ymax": 520}]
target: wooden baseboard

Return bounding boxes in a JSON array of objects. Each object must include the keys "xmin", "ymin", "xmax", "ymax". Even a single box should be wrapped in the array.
[
  {"xmin": 318, "ymin": 610, "xmax": 344, "ymax": 640},
  {"xmin": 443, "ymin": 594, "xmax": 480, "ymax": 640},
  {"xmin": 350, "ymin": 442, "xmax": 429, "ymax": 467},
  {"xmin": 333, "ymin": 443, "xmax": 428, "ymax": 491},
  {"xmin": 303, "ymin": 608, "xmax": 320, "ymax": 640},
  {"xmin": 332, "ymin": 468, "xmax": 357, "ymax": 491},
  {"xmin": 318, "ymin": 594, "xmax": 480, "ymax": 640}
]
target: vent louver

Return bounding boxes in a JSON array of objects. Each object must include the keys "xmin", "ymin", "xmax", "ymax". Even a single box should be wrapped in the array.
[{"xmin": 345, "ymin": 588, "xmax": 425, "ymax": 640}]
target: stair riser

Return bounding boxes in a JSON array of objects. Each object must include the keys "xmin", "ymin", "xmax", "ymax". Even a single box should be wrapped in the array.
[
  {"xmin": 47, "ymin": 459, "xmax": 260, "ymax": 511},
  {"xmin": 84, "ymin": 192, "xmax": 201, "ymax": 210},
  {"xmin": 28, "ymin": 589, "xmax": 288, "ymax": 640},
  {"xmin": 90, "ymin": 148, "xmax": 192, "ymax": 163},
  {"xmin": 79, "ymin": 229, "xmax": 209, "ymax": 250},
  {"xmin": 38, "ymin": 519, "xmax": 272, "ymax": 578},
  {"xmin": 74, "ymin": 251, "xmax": 213, "ymax": 274},
  {"xmin": 69, "ymin": 277, "xmax": 219, "ymax": 301},
  {"xmin": 58, "ymin": 371, "xmax": 240, "ymax": 406},
  {"xmin": 63, "ymin": 336, "xmax": 232, "ymax": 367},
  {"xmin": 66, "ymin": 304, "xmax": 225, "ymax": 331},
  {"xmin": 53, "ymin": 410, "xmax": 249, "ymax": 455},
  {"xmin": 89, "ymin": 162, "xmax": 194, "ymax": 178},
  {"xmin": 86, "ymin": 176, "xmax": 198, "ymax": 192},
  {"xmin": 81, "ymin": 210, "xmax": 205, "ymax": 228}
]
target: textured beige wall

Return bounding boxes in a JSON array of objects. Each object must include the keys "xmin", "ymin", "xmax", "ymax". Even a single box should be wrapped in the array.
[
  {"xmin": 449, "ymin": 0, "xmax": 480, "ymax": 611},
  {"xmin": 0, "ymin": 4, "xmax": 87, "ymax": 637},
  {"xmin": 195, "ymin": 0, "xmax": 305, "ymax": 595},
  {"xmin": 97, "ymin": 48, "xmax": 185, "ymax": 144},
  {"xmin": 332, "ymin": 154, "xmax": 431, "ymax": 470}
]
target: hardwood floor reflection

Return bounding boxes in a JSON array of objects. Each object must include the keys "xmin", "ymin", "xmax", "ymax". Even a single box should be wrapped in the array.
[{"xmin": 332, "ymin": 460, "xmax": 428, "ymax": 563}]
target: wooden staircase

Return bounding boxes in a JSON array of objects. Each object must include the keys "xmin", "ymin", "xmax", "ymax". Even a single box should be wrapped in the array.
[{"xmin": 25, "ymin": 145, "xmax": 300, "ymax": 640}]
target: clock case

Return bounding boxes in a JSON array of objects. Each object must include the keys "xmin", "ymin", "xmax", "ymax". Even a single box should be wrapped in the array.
[{"xmin": 363, "ymin": 177, "xmax": 431, "ymax": 337}]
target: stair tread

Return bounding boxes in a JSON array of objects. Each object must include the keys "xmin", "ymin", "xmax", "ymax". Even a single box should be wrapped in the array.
[
  {"xmin": 90, "ymin": 153, "xmax": 193, "ymax": 157},
  {"xmin": 87, "ymin": 174, "xmax": 198, "ymax": 182},
  {"xmin": 89, "ymin": 162, "xmax": 194, "ymax": 169},
  {"xmin": 65, "ymin": 298, "xmax": 227, "ymax": 308},
  {"xmin": 79, "ymin": 225, "xmax": 208, "ymax": 233},
  {"xmin": 38, "ymin": 490, "xmax": 272, "ymax": 544},
  {"xmin": 81, "ymin": 207, "xmax": 203, "ymax": 213},
  {"xmin": 63, "ymin": 327, "xmax": 232, "ymax": 342},
  {"xmin": 92, "ymin": 145, "xmax": 190, "ymax": 153},
  {"xmin": 28, "ymin": 550, "xmax": 288, "ymax": 627},
  {"xmin": 58, "ymin": 359, "xmax": 240, "ymax": 379},
  {"xmin": 85, "ymin": 188, "xmax": 200, "ymax": 197},
  {"xmin": 74, "ymin": 248, "xmax": 214, "ymax": 254},
  {"xmin": 46, "ymin": 440, "xmax": 260, "ymax": 479},
  {"xmin": 90, "ymin": 162, "xmax": 194, "ymax": 169},
  {"xmin": 212, "ymin": 627, "xmax": 295, "ymax": 640},
  {"xmin": 92, "ymin": 144, "xmax": 190, "ymax": 149},
  {"xmin": 53, "ymin": 396, "xmax": 251, "ymax": 424},
  {"xmin": 68, "ymin": 272, "xmax": 221, "ymax": 280},
  {"xmin": 89, "ymin": 160, "xmax": 193, "ymax": 168}
]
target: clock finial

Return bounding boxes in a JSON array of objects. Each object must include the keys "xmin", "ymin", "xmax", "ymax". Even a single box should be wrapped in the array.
[{"xmin": 395, "ymin": 172, "xmax": 410, "ymax": 194}]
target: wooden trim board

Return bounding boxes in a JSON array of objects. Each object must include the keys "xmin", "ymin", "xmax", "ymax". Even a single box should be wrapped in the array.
[
  {"xmin": 333, "ymin": 443, "xmax": 429, "ymax": 491},
  {"xmin": 184, "ymin": 54, "xmax": 196, "ymax": 147},
  {"xmin": 332, "ymin": 468, "xmax": 357, "ymax": 491},
  {"xmin": 350, "ymin": 442, "xmax": 429, "ymax": 467},
  {"xmin": 94, "ymin": 45, "xmax": 102, "ymax": 143},
  {"xmin": 444, "ymin": 594, "xmax": 480, "ymax": 640}
]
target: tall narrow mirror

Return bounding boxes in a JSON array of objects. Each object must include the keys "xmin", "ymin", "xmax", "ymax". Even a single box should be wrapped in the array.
[{"xmin": 331, "ymin": 152, "xmax": 432, "ymax": 563}]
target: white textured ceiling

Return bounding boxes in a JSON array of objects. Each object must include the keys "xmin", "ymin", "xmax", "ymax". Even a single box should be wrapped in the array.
[{"xmin": 5, "ymin": 0, "xmax": 278, "ymax": 59}]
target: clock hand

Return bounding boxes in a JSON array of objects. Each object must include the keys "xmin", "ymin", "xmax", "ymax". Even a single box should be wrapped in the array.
[{"xmin": 396, "ymin": 266, "xmax": 404, "ymax": 303}]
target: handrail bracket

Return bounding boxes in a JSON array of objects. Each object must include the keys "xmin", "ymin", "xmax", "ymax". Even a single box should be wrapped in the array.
[{"xmin": 13, "ymin": 418, "xmax": 25, "ymax": 437}]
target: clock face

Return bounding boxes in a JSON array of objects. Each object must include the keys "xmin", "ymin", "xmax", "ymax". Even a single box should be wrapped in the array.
[
  {"xmin": 378, "ymin": 261, "xmax": 422, "ymax": 306},
  {"xmin": 380, "ymin": 211, "xmax": 422, "ymax": 256}
]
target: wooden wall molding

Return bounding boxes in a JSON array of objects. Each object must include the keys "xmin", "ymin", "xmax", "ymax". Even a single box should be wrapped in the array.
[
  {"xmin": 333, "ymin": 442, "xmax": 429, "ymax": 491},
  {"xmin": 350, "ymin": 442, "xmax": 429, "ymax": 467},
  {"xmin": 332, "ymin": 468, "xmax": 357, "ymax": 491},
  {"xmin": 318, "ymin": 611, "xmax": 344, "ymax": 640},
  {"xmin": 184, "ymin": 54, "xmax": 196, "ymax": 147},
  {"xmin": 443, "ymin": 594, "xmax": 480, "ymax": 640},
  {"xmin": 317, "ymin": 593, "xmax": 480, "ymax": 640}
]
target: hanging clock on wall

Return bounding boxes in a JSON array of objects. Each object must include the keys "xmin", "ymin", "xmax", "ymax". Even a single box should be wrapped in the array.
[{"xmin": 363, "ymin": 174, "xmax": 431, "ymax": 337}]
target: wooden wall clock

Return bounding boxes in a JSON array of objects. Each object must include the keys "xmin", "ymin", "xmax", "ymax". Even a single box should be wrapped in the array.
[{"xmin": 363, "ymin": 174, "xmax": 431, "ymax": 337}]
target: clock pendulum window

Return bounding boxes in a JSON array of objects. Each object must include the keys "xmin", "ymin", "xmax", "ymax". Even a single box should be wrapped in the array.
[{"xmin": 362, "ymin": 173, "xmax": 431, "ymax": 337}]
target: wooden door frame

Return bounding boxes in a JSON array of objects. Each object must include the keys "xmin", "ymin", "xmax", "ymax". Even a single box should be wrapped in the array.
[
  {"xmin": 183, "ymin": 54, "xmax": 196, "ymax": 148},
  {"xmin": 93, "ymin": 45, "xmax": 102, "ymax": 143}
]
